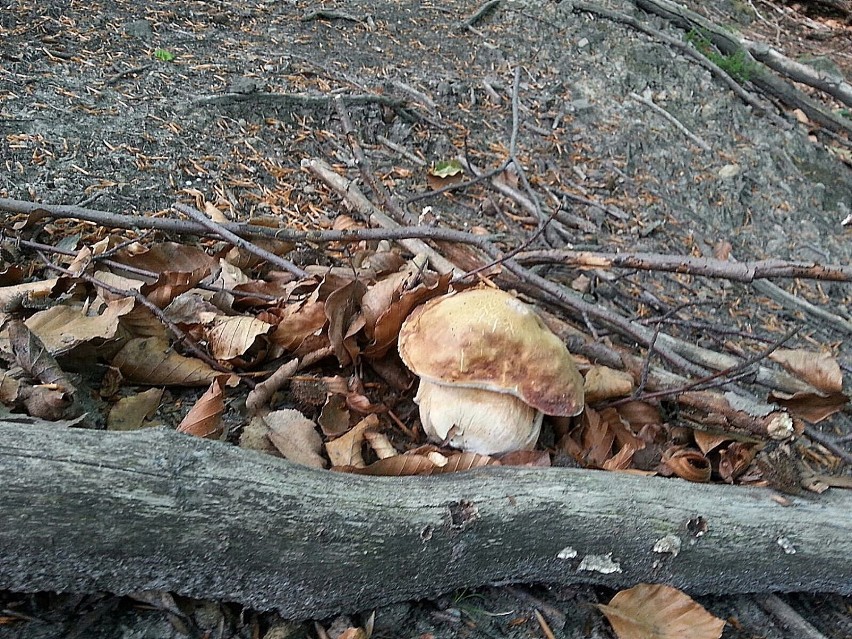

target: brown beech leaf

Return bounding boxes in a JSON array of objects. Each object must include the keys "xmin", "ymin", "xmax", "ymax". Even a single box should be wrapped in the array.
[
  {"xmin": 25, "ymin": 297, "xmax": 134, "ymax": 355},
  {"xmin": 325, "ymin": 414, "xmax": 380, "ymax": 468},
  {"xmin": 496, "ymin": 449, "xmax": 551, "ymax": 467},
  {"xmin": 177, "ymin": 376, "xmax": 226, "ymax": 439},
  {"xmin": 583, "ymin": 365, "xmax": 634, "ymax": 403},
  {"xmin": 112, "ymin": 336, "xmax": 225, "ymax": 387},
  {"xmin": 110, "ymin": 242, "xmax": 216, "ymax": 284},
  {"xmin": 693, "ymin": 430, "xmax": 730, "ymax": 455},
  {"xmin": 325, "ymin": 280, "xmax": 367, "ymax": 367},
  {"xmin": 341, "ymin": 454, "xmax": 437, "ymax": 476},
  {"xmin": 319, "ymin": 393, "xmax": 350, "ymax": 437},
  {"xmin": 268, "ymin": 300, "xmax": 328, "ymax": 352},
  {"xmin": 660, "ymin": 448, "xmax": 712, "ymax": 482},
  {"xmin": 20, "ymin": 384, "xmax": 73, "ymax": 421},
  {"xmin": 8, "ymin": 320, "xmax": 75, "ymax": 393},
  {"xmin": 205, "ymin": 315, "xmax": 273, "ymax": 361},
  {"xmin": 769, "ymin": 390, "xmax": 848, "ymax": 424},
  {"xmin": 602, "ymin": 444, "xmax": 637, "ymax": 471},
  {"xmin": 597, "ymin": 583, "xmax": 724, "ymax": 639},
  {"xmin": 432, "ymin": 452, "xmax": 500, "ymax": 473},
  {"xmin": 718, "ymin": 442, "xmax": 759, "ymax": 484},
  {"xmin": 769, "ymin": 349, "xmax": 842, "ymax": 394},
  {"xmin": 0, "ymin": 278, "xmax": 58, "ymax": 313},
  {"xmin": 107, "ymin": 388, "xmax": 164, "ymax": 431},
  {"xmin": 265, "ymin": 408, "xmax": 326, "ymax": 468},
  {"xmin": 0, "ymin": 370, "xmax": 22, "ymax": 405},
  {"xmin": 617, "ymin": 401, "xmax": 663, "ymax": 430}
]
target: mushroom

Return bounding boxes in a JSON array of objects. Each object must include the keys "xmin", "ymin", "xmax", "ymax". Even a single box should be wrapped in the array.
[{"xmin": 398, "ymin": 287, "xmax": 584, "ymax": 454}]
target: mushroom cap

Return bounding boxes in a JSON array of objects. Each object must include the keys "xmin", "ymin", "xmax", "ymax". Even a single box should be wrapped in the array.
[{"xmin": 398, "ymin": 287, "xmax": 584, "ymax": 416}]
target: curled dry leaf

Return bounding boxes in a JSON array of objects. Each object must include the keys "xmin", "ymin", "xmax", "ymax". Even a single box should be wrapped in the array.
[
  {"xmin": 718, "ymin": 442, "xmax": 759, "ymax": 484},
  {"xmin": 433, "ymin": 452, "xmax": 500, "ymax": 474},
  {"xmin": 107, "ymin": 388, "xmax": 164, "ymax": 431},
  {"xmin": 616, "ymin": 401, "xmax": 662, "ymax": 430},
  {"xmin": 363, "ymin": 430, "xmax": 398, "ymax": 459},
  {"xmin": 583, "ymin": 365, "xmax": 634, "ymax": 403},
  {"xmin": 341, "ymin": 454, "xmax": 436, "ymax": 476},
  {"xmin": 597, "ymin": 583, "xmax": 724, "ymax": 639},
  {"xmin": 769, "ymin": 348, "xmax": 843, "ymax": 394},
  {"xmin": 326, "ymin": 414, "xmax": 380, "ymax": 468},
  {"xmin": 177, "ymin": 376, "xmax": 225, "ymax": 439},
  {"xmin": 245, "ymin": 359, "xmax": 299, "ymax": 416},
  {"xmin": 692, "ymin": 430, "xmax": 730, "ymax": 455},
  {"xmin": 660, "ymin": 448, "xmax": 712, "ymax": 483},
  {"xmin": 265, "ymin": 409, "xmax": 326, "ymax": 468},
  {"xmin": 112, "ymin": 336, "xmax": 227, "ymax": 387}
]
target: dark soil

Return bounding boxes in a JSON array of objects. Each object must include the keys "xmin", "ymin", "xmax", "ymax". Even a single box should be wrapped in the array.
[{"xmin": 1, "ymin": 0, "xmax": 850, "ymax": 637}]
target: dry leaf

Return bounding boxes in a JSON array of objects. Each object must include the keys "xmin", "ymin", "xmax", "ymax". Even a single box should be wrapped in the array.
[
  {"xmin": 597, "ymin": 583, "xmax": 724, "ymax": 639},
  {"xmin": 584, "ymin": 366, "xmax": 634, "ymax": 403},
  {"xmin": 497, "ymin": 449, "xmax": 551, "ymax": 467},
  {"xmin": 693, "ymin": 430, "xmax": 730, "ymax": 455},
  {"xmin": 8, "ymin": 320, "xmax": 75, "ymax": 393},
  {"xmin": 25, "ymin": 297, "xmax": 134, "ymax": 355},
  {"xmin": 769, "ymin": 390, "xmax": 848, "ymax": 424},
  {"xmin": 364, "ymin": 430, "xmax": 398, "ymax": 459},
  {"xmin": 265, "ymin": 409, "xmax": 326, "ymax": 468},
  {"xmin": 660, "ymin": 448, "xmax": 712, "ymax": 482},
  {"xmin": 112, "ymin": 336, "xmax": 226, "ymax": 386},
  {"xmin": 319, "ymin": 393, "xmax": 350, "ymax": 437},
  {"xmin": 769, "ymin": 349, "xmax": 843, "ymax": 394},
  {"xmin": 432, "ymin": 452, "xmax": 500, "ymax": 473},
  {"xmin": 177, "ymin": 376, "xmax": 225, "ymax": 439},
  {"xmin": 325, "ymin": 414, "xmax": 380, "ymax": 468},
  {"xmin": 718, "ymin": 442, "xmax": 758, "ymax": 484},
  {"xmin": 268, "ymin": 300, "xmax": 328, "ymax": 352},
  {"xmin": 0, "ymin": 278, "xmax": 58, "ymax": 313},
  {"xmin": 205, "ymin": 315, "xmax": 273, "ymax": 361},
  {"xmin": 342, "ymin": 454, "xmax": 437, "ymax": 476},
  {"xmin": 108, "ymin": 388, "xmax": 164, "ymax": 431},
  {"xmin": 325, "ymin": 280, "xmax": 367, "ymax": 366}
]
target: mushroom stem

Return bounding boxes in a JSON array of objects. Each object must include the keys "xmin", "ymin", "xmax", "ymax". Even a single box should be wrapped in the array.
[{"xmin": 415, "ymin": 379, "xmax": 543, "ymax": 455}]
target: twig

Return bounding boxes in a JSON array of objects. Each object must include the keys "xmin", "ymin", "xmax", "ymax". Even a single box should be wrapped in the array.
[
  {"xmin": 458, "ymin": 0, "xmax": 503, "ymax": 31},
  {"xmin": 333, "ymin": 96, "xmax": 413, "ymax": 224},
  {"xmin": 301, "ymin": 9, "xmax": 365, "ymax": 23},
  {"xmin": 755, "ymin": 595, "xmax": 831, "ymax": 639},
  {"xmin": 190, "ymin": 92, "xmax": 405, "ymax": 110},
  {"xmin": 173, "ymin": 203, "xmax": 310, "ymax": 279},
  {"xmin": 104, "ymin": 64, "xmax": 151, "ymax": 86},
  {"xmin": 376, "ymin": 135, "xmax": 427, "ymax": 166},
  {"xmin": 514, "ymin": 248, "xmax": 852, "ymax": 282},
  {"xmin": 628, "ymin": 92, "xmax": 712, "ymax": 152},
  {"xmin": 804, "ymin": 426, "xmax": 852, "ymax": 466},
  {"xmin": 752, "ymin": 279, "xmax": 852, "ymax": 335},
  {"xmin": 301, "ymin": 158, "xmax": 460, "ymax": 275},
  {"xmin": 0, "ymin": 197, "xmax": 492, "ymax": 246},
  {"xmin": 403, "ymin": 163, "xmax": 509, "ymax": 204}
]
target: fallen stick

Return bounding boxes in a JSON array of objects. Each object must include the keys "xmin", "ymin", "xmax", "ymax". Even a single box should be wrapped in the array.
[
  {"xmin": 514, "ymin": 249, "xmax": 852, "ymax": 283},
  {"xmin": 1, "ymin": 423, "xmax": 849, "ymax": 619}
]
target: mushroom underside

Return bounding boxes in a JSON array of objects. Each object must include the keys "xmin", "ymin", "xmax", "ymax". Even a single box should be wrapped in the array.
[{"xmin": 414, "ymin": 379, "xmax": 543, "ymax": 455}]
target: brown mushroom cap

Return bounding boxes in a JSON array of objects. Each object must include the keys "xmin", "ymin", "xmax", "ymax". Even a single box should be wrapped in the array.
[{"xmin": 398, "ymin": 287, "xmax": 584, "ymax": 416}]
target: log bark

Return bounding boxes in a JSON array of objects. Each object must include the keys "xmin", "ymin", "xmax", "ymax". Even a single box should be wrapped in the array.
[{"xmin": 1, "ymin": 421, "xmax": 850, "ymax": 619}]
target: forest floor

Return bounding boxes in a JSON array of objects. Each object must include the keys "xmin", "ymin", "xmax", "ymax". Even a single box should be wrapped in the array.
[{"xmin": 1, "ymin": 0, "xmax": 851, "ymax": 638}]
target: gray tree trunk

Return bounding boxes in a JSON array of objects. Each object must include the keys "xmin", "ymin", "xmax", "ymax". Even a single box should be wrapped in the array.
[{"xmin": 0, "ymin": 422, "xmax": 850, "ymax": 619}]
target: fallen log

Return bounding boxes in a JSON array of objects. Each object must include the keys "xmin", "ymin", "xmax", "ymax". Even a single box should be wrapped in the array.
[{"xmin": 1, "ymin": 421, "xmax": 850, "ymax": 619}]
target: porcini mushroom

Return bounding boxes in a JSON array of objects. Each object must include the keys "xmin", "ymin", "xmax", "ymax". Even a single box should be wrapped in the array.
[{"xmin": 398, "ymin": 287, "xmax": 584, "ymax": 454}]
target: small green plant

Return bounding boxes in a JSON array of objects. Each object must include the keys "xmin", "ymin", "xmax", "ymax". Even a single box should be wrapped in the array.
[
  {"xmin": 153, "ymin": 48, "xmax": 175, "ymax": 62},
  {"xmin": 685, "ymin": 28, "xmax": 757, "ymax": 84}
]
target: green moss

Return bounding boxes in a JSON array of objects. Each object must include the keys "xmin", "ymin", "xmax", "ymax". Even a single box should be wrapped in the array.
[{"xmin": 685, "ymin": 28, "xmax": 758, "ymax": 84}]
